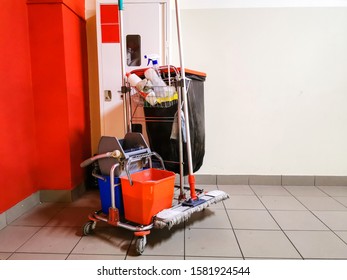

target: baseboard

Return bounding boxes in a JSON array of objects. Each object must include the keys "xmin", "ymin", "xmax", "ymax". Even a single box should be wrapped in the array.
[
  {"xmin": 314, "ymin": 176, "xmax": 347, "ymax": 186},
  {"xmin": 0, "ymin": 213, "xmax": 7, "ymax": 231},
  {"xmin": 195, "ymin": 174, "xmax": 347, "ymax": 186},
  {"xmin": 0, "ymin": 183, "xmax": 87, "ymax": 230},
  {"xmin": 0, "ymin": 191, "xmax": 40, "ymax": 230},
  {"xmin": 40, "ymin": 182, "xmax": 86, "ymax": 203}
]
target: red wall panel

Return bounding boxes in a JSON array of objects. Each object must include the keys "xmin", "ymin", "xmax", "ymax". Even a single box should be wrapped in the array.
[
  {"xmin": 26, "ymin": 0, "xmax": 85, "ymax": 19},
  {"xmin": 27, "ymin": 4, "xmax": 72, "ymax": 189},
  {"xmin": 27, "ymin": 1, "xmax": 90, "ymax": 190},
  {"xmin": 0, "ymin": 0, "xmax": 90, "ymax": 213},
  {"xmin": 0, "ymin": 0, "xmax": 38, "ymax": 213},
  {"xmin": 62, "ymin": 5, "xmax": 91, "ymax": 187}
]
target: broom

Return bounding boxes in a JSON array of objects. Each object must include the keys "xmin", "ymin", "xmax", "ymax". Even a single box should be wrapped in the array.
[{"xmin": 153, "ymin": 0, "xmax": 229, "ymax": 229}]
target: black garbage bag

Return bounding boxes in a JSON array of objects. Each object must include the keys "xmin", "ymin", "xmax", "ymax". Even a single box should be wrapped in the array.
[{"xmin": 144, "ymin": 73, "xmax": 206, "ymax": 175}]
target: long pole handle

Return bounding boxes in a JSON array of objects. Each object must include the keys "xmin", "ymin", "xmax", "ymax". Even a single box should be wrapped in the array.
[
  {"xmin": 118, "ymin": 0, "xmax": 130, "ymax": 133},
  {"xmin": 174, "ymin": 0, "xmax": 197, "ymax": 199},
  {"xmin": 118, "ymin": 0, "xmax": 124, "ymax": 10}
]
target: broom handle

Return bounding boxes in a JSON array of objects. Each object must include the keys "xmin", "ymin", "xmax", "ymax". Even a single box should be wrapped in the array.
[
  {"xmin": 174, "ymin": 0, "xmax": 197, "ymax": 199},
  {"xmin": 118, "ymin": 0, "xmax": 130, "ymax": 133}
]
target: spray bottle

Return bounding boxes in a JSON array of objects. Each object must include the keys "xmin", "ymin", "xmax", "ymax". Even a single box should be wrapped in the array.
[
  {"xmin": 144, "ymin": 54, "xmax": 167, "ymax": 98},
  {"xmin": 144, "ymin": 54, "xmax": 161, "ymax": 74}
]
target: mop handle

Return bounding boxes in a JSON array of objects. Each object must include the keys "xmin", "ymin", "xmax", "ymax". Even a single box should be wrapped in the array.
[
  {"xmin": 175, "ymin": 0, "xmax": 197, "ymax": 199},
  {"xmin": 118, "ymin": 0, "xmax": 130, "ymax": 133},
  {"xmin": 118, "ymin": 0, "xmax": 123, "ymax": 10}
]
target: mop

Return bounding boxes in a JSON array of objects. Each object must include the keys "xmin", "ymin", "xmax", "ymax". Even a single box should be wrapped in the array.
[{"xmin": 153, "ymin": 0, "xmax": 229, "ymax": 229}]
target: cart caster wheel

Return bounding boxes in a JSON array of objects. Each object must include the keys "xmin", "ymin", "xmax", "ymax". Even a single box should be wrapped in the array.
[
  {"xmin": 83, "ymin": 221, "xmax": 96, "ymax": 236},
  {"xmin": 135, "ymin": 236, "xmax": 147, "ymax": 255}
]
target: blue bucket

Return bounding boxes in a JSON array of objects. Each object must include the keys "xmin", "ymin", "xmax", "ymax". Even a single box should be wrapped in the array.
[{"xmin": 98, "ymin": 176, "xmax": 124, "ymax": 216}]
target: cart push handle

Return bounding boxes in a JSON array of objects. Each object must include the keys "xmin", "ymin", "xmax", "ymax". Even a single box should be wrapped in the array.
[{"xmin": 80, "ymin": 150, "xmax": 122, "ymax": 168}]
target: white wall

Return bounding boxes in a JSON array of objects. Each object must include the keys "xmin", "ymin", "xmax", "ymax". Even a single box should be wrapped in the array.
[
  {"xmin": 170, "ymin": 6, "xmax": 347, "ymax": 176},
  {"xmin": 86, "ymin": 0, "xmax": 347, "ymax": 176}
]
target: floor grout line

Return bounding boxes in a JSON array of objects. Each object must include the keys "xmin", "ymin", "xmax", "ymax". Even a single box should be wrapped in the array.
[
  {"xmin": 222, "ymin": 199, "xmax": 245, "ymax": 260},
  {"xmin": 248, "ymin": 184, "xmax": 304, "ymax": 260}
]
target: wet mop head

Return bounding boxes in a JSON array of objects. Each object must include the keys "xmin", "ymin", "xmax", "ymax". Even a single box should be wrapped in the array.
[{"xmin": 154, "ymin": 190, "xmax": 229, "ymax": 229}]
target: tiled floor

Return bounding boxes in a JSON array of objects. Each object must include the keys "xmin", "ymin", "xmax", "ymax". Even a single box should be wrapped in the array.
[{"xmin": 1, "ymin": 184, "xmax": 347, "ymax": 260}]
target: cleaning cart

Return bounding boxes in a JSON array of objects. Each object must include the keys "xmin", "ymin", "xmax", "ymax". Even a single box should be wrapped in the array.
[{"xmin": 80, "ymin": 0, "xmax": 229, "ymax": 255}]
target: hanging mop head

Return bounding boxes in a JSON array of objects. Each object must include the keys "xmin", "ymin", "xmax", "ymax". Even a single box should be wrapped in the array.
[{"xmin": 154, "ymin": 190, "xmax": 229, "ymax": 229}]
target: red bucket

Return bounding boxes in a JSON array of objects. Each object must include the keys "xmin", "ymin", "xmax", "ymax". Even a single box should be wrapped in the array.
[{"xmin": 120, "ymin": 168, "xmax": 175, "ymax": 225}]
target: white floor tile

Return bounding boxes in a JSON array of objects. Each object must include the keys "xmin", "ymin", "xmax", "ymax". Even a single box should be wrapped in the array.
[
  {"xmin": 224, "ymin": 195, "xmax": 265, "ymax": 210},
  {"xmin": 46, "ymin": 207, "xmax": 98, "ymax": 227},
  {"xmin": 67, "ymin": 254, "xmax": 125, "ymax": 260},
  {"xmin": 126, "ymin": 255, "xmax": 184, "ymax": 260},
  {"xmin": 284, "ymin": 186, "xmax": 327, "ymax": 197},
  {"xmin": 270, "ymin": 210, "xmax": 328, "ymax": 230},
  {"xmin": 296, "ymin": 196, "xmax": 346, "ymax": 211},
  {"xmin": 185, "ymin": 256, "xmax": 243, "ymax": 260},
  {"xmin": 0, "ymin": 226, "xmax": 40, "ymax": 252},
  {"xmin": 218, "ymin": 185, "xmax": 255, "ymax": 195},
  {"xmin": 313, "ymin": 211, "xmax": 347, "ymax": 230},
  {"xmin": 10, "ymin": 203, "xmax": 63, "ymax": 227},
  {"xmin": 72, "ymin": 227, "xmax": 131, "ymax": 256},
  {"xmin": 317, "ymin": 186, "xmax": 347, "ymax": 197},
  {"xmin": 8, "ymin": 253, "xmax": 67, "ymax": 260},
  {"xmin": 67, "ymin": 190, "xmax": 102, "ymax": 208},
  {"xmin": 251, "ymin": 185, "xmax": 291, "ymax": 196},
  {"xmin": 17, "ymin": 226, "xmax": 81, "ymax": 254},
  {"xmin": 285, "ymin": 231, "xmax": 347, "ymax": 259},
  {"xmin": 0, "ymin": 253, "xmax": 11, "ymax": 260},
  {"xmin": 185, "ymin": 228, "xmax": 242, "ymax": 258},
  {"xmin": 335, "ymin": 231, "xmax": 347, "ymax": 244},
  {"xmin": 128, "ymin": 227, "xmax": 185, "ymax": 257},
  {"xmin": 259, "ymin": 196, "xmax": 306, "ymax": 210},
  {"xmin": 228, "ymin": 210, "xmax": 279, "ymax": 230},
  {"xmin": 4, "ymin": 187, "xmax": 347, "ymax": 260},
  {"xmin": 235, "ymin": 230, "xmax": 301, "ymax": 259},
  {"xmin": 186, "ymin": 209, "xmax": 231, "ymax": 229},
  {"xmin": 334, "ymin": 197, "xmax": 347, "ymax": 208}
]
